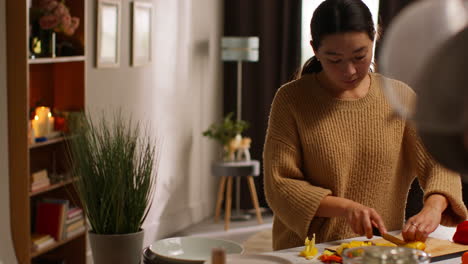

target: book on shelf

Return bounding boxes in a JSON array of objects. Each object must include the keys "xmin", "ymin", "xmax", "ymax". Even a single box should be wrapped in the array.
[
  {"xmin": 32, "ymin": 169, "xmax": 48, "ymax": 182},
  {"xmin": 31, "ymin": 234, "xmax": 56, "ymax": 251},
  {"xmin": 65, "ymin": 206, "xmax": 85, "ymax": 237},
  {"xmin": 35, "ymin": 199, "xmax": 69, "ymax": 240},
  {"xmin": 67, "ymin": 206, "xmax": 83, "ymax": 219},
  {"xmin": 66, "ymin": 225, "xmax": 86, "ymax": 239},
  {"xmin": 66, "ymin": 219, "xmax": 84, "ymax": 233},
  {"xmin": 65, "ymin": 213, "xmax": 83, "ymax": 225},
  {"xmin": 31, "ymin": 169, "xmax": 51, "ymax": 192}
]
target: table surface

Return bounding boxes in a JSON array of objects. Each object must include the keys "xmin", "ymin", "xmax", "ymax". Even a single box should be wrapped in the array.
[
  {"xmin": 144, "ymin": 225, "xmax": 463, "ymax": 264},
  {"xmin": 268, "ymin": 225, "xmax": 462, "ymax": 263}
]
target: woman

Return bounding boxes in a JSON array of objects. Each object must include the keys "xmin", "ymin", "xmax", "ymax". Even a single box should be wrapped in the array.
[{"xmin": 263, "ymin": 0, "xmax": 467, "ymax": 250}]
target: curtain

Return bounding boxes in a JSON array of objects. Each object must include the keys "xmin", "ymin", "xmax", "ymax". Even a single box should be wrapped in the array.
[
  {"xmin": 375, "ymin": 0, "xmax": 414, "ymax": 62},
  {"xmin": 223, "ymin": 0, "xmax": 302, "ymax": 208}
]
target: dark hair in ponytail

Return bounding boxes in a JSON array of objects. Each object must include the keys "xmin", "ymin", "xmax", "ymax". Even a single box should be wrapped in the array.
[{"xmin": 299, "ymin": 0, "xmax": 375, "ymax": 77}]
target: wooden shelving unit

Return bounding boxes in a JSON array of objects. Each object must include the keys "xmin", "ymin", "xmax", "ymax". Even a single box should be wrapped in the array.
[{"xmin": 6, "ymin": 1, "xmax": 87, "ymax": 263}]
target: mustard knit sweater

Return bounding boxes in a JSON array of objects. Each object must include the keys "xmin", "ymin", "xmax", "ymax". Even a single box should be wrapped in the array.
[{"xmin": 263, "ymin": 73, "xmax": 467, "ymax": 250}]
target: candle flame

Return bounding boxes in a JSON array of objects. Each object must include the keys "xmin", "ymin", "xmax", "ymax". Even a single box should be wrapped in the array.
[
  {"xmin": 34, "ymin": 115, "xmax": 39, "ymax": 120},
  {"xmin": 48, "ymin": 112, "xmax": 52, "ymax": 117}
]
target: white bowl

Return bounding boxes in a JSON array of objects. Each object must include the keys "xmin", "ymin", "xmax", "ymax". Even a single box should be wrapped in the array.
[{"xmin": 148, "ymin": 237, "xmax": 244, "ymax": 264}]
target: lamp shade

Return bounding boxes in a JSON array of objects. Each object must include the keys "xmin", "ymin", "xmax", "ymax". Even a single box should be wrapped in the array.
[{"xmin": 221, "ymin": 37, "xmax": 259, "ymax": 62}]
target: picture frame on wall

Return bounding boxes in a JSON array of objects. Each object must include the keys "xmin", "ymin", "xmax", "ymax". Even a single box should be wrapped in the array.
[
  {"xmin": 131, "ymin": 1, "xmax": 153, "ymax": 66},
  {"xmin": 96, "ymin": 0, "xmax": 121, "ymax": 68}
]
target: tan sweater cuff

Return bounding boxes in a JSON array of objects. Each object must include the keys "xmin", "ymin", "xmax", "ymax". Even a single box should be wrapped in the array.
[{"xmin": 423, "ymin": 168, "xmax": 468, "ymax": 226}]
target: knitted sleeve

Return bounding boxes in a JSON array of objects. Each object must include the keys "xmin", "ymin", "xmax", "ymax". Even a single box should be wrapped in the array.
[
  {"xmin": 263, "ymin": 84, "xmax": 332, "ymax": 239},
  {"xmin": 404, "ymin": 124, "xmax": 468, "ymax": 226}
]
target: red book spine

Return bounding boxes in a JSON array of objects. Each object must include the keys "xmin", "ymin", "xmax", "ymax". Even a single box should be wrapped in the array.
[{"xmin": 35, "ymin": 202, "xmax": 65, "ymax": 241}]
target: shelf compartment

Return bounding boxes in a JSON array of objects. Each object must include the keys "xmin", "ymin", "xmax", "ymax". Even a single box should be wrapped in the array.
[
  {"xmin": 30, "ymin": 229, "xmax": 86, "ymax": 258},
  {"xmin": 29, "ymin": 61, "xmax": 85, "ymax": 112}
]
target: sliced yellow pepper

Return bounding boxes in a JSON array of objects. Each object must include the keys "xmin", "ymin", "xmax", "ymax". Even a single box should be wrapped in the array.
[
  {"xmin": 336, "ymin": 241, "xmax": 373, "ymax": 255},
  {"xmin": 404, "ymin": 241, "xmax": 426, "ymax": 251},
  {"xmin": 299, "ymin": 234, "xmax": 319, "ymax": 259}
]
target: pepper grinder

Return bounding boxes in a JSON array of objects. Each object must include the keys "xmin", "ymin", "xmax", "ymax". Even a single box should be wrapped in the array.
[{"xmin": 211, "ymin": 248, "xmax": 226, "ymax": 264}]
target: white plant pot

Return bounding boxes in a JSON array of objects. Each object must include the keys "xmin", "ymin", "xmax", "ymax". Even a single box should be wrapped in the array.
[{"xmin": 89, "ymin": 230, "xmax": 144, "ymax": 264}]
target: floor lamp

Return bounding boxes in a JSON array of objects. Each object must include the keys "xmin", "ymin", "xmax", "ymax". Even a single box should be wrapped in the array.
[{"xmin": 221, "ymin": 36, "xmax": 259, "ymax": 221}]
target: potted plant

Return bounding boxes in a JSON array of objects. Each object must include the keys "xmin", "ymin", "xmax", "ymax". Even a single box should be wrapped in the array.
[
  {"xmin": 67, "ymin": 111, "xmax": 158, "ymax": 264},
  {"xmin": 202, "ymin": 112, "xmax": 250, "ymax": 161}
]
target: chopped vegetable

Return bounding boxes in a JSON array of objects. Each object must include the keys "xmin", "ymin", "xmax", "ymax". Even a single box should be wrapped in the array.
[
  {"xmin": 319, "ymin": 254, "xmax": 343, "ymax": 263},
  {"xmin": 299, "ymin": 234, "xmax": 318, "ymax": 259},
  {"xmin": 335, "ymin": 241, "xmax": 372, "ymax": 255},
  {"xmin": 404, "ymin": 241, "xmax": 426, "ymax": 251},
  {"xmin": 321, "ymin": 249, "xmax": 336, "ymax": 256},
  {"xmin": 461, "ymin": 251, "xmax": 468, "ymax": 264}
]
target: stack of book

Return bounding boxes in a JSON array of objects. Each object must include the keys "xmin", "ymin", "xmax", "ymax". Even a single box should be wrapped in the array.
[
  {"xmin": 31, "ymin": 234, "xmax": 55, "ymax": 251},
  {"xmin": 31, "ymin": 169, "xmax": 51, "ymax": 192},
  {"xmin": 65, "ymin": 207, "xmax": 85, "ymax": 238}
]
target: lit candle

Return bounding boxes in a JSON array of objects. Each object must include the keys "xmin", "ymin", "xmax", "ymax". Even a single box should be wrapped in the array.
[
  {"xmin": 36, "ymin": 107, "xmax": 50, "ymax": 122},
  {"xmin": 48, "ymin": 113, "xmax": 55, "ymax": 135},
  {"xmin": 32, "ymin": 115, "xmax": 43, "ymax": 138},
  {"xmin": 33, "ymin": 107, "xmax": 50, "ymax": 138}
]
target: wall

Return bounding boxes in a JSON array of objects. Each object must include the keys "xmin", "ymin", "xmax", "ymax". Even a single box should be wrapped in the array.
[
  {"xmin": 86, "ymin": 0, "xmax": 222, "ymax": 251},
  {"xmin": 0, "ymin": 0, "xmax": 19, "ymax": 262}
]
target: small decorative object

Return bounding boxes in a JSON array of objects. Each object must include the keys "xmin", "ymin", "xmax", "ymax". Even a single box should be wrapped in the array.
[
  {"xmin": 96, "ymin": 0, "xmax": 121, "ymax": 68},
  {"xmin": 202, "ymin": 112, "xmax": 249, "ymax": 161},
  {"xmin": 29, "ymin": 0, "xmax": 80, "ymax": 58},
  {"xmin": 67, "ymin": 111, "xmax": 159, "ymax": 264},
  {"xmin": 235, "ymin": 137, "xmax": 252, "ymax": 161},
  {"xmin": 131, "ymin": 1, "xmax": 153, "ymax": 66},
  {"xmin": 31, "ymin": 106, "xmax": 54, "ymax": 138}
]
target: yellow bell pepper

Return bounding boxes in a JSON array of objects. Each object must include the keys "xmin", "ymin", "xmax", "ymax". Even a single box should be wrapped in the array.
[
  {"xmin": 336, "ymin": 241, "xmax": 373, "ymax": 255},
  {"xmin": 299, "ymin": 234, "xmax": 319, "ymax": 259},
  {"xmin": 404, "ymin": 241, "xmax": 426, "ymax": 251}
]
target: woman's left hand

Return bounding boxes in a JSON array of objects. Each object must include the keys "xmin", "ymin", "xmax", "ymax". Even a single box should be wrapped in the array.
[{"xmin": 402, "ymin": 194, "xmax": 448, "ymax": 242}]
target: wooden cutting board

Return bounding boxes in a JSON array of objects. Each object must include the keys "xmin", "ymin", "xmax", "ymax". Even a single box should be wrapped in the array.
[
  {"xmin": 372, "ymin": 236, "xmax": 468, "ymax": 258},
  {"xmin": 327, "ymin": 236, "xmax": 468, "ymax": 258}
]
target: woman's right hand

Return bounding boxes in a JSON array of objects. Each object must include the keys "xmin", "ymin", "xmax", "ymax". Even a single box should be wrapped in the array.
[{"xmin": 344, "ymin": 201, "xmax": 387, "ymax": 239}]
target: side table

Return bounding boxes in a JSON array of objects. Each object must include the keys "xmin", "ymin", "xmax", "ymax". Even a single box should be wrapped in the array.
[{"xmin": 212, "ymin": 160, "xmax": 263, "ymax": 230}]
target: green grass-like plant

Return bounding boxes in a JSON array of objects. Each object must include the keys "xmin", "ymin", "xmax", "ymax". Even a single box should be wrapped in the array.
[{"xmin": 67, "ymin": 112, "xmax": 157, "ymax": 234}]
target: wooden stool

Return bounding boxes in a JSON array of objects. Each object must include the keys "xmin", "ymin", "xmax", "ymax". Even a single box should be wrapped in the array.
[{"xmin": 212, "ymin": 160, "xmax": 263, "ymax": 231}]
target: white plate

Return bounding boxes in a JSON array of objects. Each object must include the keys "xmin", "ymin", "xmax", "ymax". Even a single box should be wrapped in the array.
[
  {"xmin": 205, "ymin": 254, "xmax": 293, "ymax": 264},
  {"xmin": 149, "ymin": 237, "xmax": 244, "ymax": 263}
]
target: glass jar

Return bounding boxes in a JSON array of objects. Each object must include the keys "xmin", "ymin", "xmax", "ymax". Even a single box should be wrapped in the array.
[{"xmin": 342, "ymin": 246, "xmax": 430, "ymax": 264}]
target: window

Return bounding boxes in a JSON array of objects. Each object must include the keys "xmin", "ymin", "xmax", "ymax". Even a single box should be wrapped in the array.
[{"xmin": 301, "ymin": 0, "xmax": 380, "ymax": 65}]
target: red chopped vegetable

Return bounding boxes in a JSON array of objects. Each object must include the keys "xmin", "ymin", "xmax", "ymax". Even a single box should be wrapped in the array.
[
  {"xmin": 319, "ymin": 254, "xmax": 343, "ymax": 263},
  {"xmin": 453, "ymin": 221, "xmax": 468, "ymax": 245}
]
